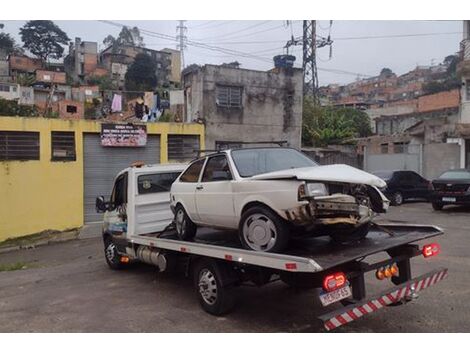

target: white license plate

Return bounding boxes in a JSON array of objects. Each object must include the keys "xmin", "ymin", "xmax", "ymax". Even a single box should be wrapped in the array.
[
  {"xmin": 442, "ymin": 197, "xmax": 456, "ymax": 202},
  {"xmin": 319, "ymin": 285, "xmax": 352, "ymax": 307}
]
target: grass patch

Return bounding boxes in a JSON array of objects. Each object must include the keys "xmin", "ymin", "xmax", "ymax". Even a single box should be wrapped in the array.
[
  {"xmin": 0, "ymin": 262, "xmax": 29, "ymax": 272},
  {"xmin": 0, "ymin": 228, "xmax": 80, "ymax": 249}
]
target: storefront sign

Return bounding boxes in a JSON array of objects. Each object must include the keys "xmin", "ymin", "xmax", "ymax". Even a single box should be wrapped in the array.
[{"xmin": 101, "ymin": 123, "xmax": 147, "ymax": 147}]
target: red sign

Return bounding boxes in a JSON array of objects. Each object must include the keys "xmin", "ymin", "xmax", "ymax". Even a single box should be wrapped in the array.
[{"xmin": 101, "ymin": 123, "xmax": 147, "ymax": 147}]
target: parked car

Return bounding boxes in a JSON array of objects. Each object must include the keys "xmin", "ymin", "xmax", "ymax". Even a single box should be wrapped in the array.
[
  {"xmin": 372, "ymin": 170, "xmax": 432, "ymax": 206},
  {"xmin": 170, "ymin": 147, "xmax": 389, "ymax": 253},
  {"xmin": 431, "ymin": 169, "xmax": 470, "ymax": 210}
]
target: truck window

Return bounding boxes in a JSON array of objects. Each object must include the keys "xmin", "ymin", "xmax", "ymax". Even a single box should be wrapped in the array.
[
  {"xmin": 179, "ymin": 159, "xmax": 205, "ymax": 182},
  {"xmin": 138, "ymin": 172, "xmax": 181, "ymax": 194},
  {"xmin": 111, "ymin": 172, "xmax": 128, "ymax": 208}
]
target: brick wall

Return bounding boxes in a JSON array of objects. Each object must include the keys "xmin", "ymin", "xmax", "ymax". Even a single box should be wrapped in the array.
[
  {"xmin": 36, "ymin": 70, "xmax": 66, "ymax": 84},
  {"xmin": 9, "ymin": 55, "xmax": 43, "ymax": 73},
  {"xmin": 58, "ymin": 100, "xmax": 84, "ymax": 119},
  {"xmin": 417, "ymin": 89, "xmax": 460, "ymax": 113}
]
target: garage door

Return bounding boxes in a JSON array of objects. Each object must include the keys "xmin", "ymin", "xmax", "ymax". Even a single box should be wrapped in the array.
[{"xmin": 83, "ymin": 133, "xmax": 160, "ymax": 223}]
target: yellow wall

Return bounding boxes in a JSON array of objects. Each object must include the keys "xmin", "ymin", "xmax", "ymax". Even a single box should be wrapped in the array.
[{"xmin": 0, "ymin": 116, "xmax": 204, "ymax": 241}]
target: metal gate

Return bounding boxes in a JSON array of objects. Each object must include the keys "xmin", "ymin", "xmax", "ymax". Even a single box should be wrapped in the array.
[{"xmin": 83, "ymin": 133, "xmax": 160, "ymax": 223}]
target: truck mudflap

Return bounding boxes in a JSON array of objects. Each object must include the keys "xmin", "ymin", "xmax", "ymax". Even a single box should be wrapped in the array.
[{"xmin": 318, "ymin": 267, "xmax": 448, "ymax": 331}]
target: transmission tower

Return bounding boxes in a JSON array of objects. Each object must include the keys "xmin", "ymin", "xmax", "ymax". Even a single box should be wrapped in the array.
[{"xmin": 176, "ymin": 20, "xmax": 187, "ymax": 68}]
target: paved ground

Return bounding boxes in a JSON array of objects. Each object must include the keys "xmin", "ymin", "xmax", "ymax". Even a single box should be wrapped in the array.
[{"xmin": 1, "ymin": 202, "xmax": 469, "ymax": 332}]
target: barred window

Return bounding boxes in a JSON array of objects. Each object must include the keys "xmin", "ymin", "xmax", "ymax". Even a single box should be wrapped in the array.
[
  {"xmin": 0, "ymin": 131, "xmax": 40, "ymax": 161},
  {"xmin": 216, "ymin": 85, "xmax": 242, "ymax": 108},
  {"xmin": 51, "ymin": 131, "xmax": 76, "ymax": 161},
  {"xmin": 168, "ymin": 134, "xmax": 200, "ymax": 161}
]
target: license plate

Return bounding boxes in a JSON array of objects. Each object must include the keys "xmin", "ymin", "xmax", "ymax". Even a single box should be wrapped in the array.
[
  {"xmin": 442, "ymin": 197, "xmax": 456, "ymax": 202},
  {"xmin": 319, "ymin": 285, "xmax": 352, "ymax": 307}
]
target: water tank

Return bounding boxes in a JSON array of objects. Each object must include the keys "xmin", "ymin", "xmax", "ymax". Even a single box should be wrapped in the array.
[{"xmin": 273, "ymin": 55, "xmax": 296, "ymax": 69}]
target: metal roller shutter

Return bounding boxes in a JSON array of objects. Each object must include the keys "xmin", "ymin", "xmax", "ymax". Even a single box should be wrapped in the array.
[{"xmin": 83, "ymin": 133, "xmax": 160, "ymax": 223}]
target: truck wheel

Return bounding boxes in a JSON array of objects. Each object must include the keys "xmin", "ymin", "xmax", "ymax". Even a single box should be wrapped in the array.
[
  {"xmin": 391, "ymin": 191, "xmax": 404, "ymax": 206},
  {"xmin": 239, "ymin": 206, "xmax": 289, "ymax": 253},
  {"xmin": 175, "ymin": 205, "xmax": 197, "ymax": 241},
  {"xmin": 104, "ymin": 236, "xmax": 127, "ymax": 270},
  {"xmin": 330, "ymin": 223, "xmax": 371, "ymax": 244},
  {"xmin": 432, "ymin": 202, "xmax": 444, "ymax": 211},
  {"xmin": 193, "ymin": 259, "xmax": 235, "ymax": 316}
]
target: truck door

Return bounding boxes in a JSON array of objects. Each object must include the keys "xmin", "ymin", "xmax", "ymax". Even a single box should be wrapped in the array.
[
  {"xmin": 104, "ymin": 172, "xmax": 128, "ymax": 245},
  {"xmin": 195, "ymin": 154, "xmax": 236, "ymax": 227}
]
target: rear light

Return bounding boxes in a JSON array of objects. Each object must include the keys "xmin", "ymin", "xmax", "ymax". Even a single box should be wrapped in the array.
[
  {"xmin": 375, "ymin": 264, "xmax": 399, "ymax": 280},
  {"xmin": 323, "ymin": 272, "xmax": 346, "ymax": 292},
  {"xmin": 422, "ymin": 243, "xmax": 440, "ymax": 258},
  {"xmin": 120, "ymin": 256, "xmax": 130, "ymax": 263}
]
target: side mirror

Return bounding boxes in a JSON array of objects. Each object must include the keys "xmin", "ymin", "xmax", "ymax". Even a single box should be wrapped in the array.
[{"xmin": 95, "ymin": 196, "xmax": 108, "ymax": 213}]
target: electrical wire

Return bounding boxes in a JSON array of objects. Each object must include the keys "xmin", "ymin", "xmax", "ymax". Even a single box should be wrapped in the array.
[{"xmin": 194, "ymin": 20, "xmax": 272, "ymax": 41}]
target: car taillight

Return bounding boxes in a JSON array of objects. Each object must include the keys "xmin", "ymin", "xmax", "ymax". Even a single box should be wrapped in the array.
[
  {"xmin": 322, "ymin": 272, "xmax": 346, "ymax": 292},
  {"xmin": 422, "ymin": 243, "xmax": 440, "ymax": 258}
]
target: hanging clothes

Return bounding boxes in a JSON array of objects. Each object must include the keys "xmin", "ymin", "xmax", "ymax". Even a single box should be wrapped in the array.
[
  {"xmin": 134, "ymin": 102, "xmax": 145, "ymax": 119},
  {"xmin": 111, "ymin": 94, "xmax": 122, "ymax": 112},
  {"xmin": 144, "ymin": 91, "xmax": 154, "ymax": 108}
]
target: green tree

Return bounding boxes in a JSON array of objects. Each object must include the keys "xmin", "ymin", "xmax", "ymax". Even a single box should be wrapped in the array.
[
  {"xmin": 19, "ymin": 20, "xmax": 69, "ymax": 62},
  {"xmin": 302, "ymin": 98, "xmax": 372, "ymax": 147},
  {"xmin": 125, "ymin": 53, "xmax": 157, "ymax": 93},
  {"xmin": 103, "ymin": 26, "xmax": 144, "ymax": 52},
  {"xmin": 0, "ymin": 32, "xmax": 24, "ymax": 57},
  {"xmin": 380, "ymin": 67, "xmax": 394, "ymax": 77},
  {"xmin": 86, "ymin": 74, "xmax": 118, "ymax": 91}
]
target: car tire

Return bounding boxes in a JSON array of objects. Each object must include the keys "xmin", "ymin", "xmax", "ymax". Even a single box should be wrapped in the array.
[
  {"xmin": 175, "ymin": 205, "xmax": 197, "ymax": 241},
  {"xmin": 104, "ymin": 236, "xmax": 127, "ymax": 270},
  {"xmin": 239, "ymin": 205, "xmax": 289, "ymax": 253},
  {"xmin": 432, "ymin": 202, "xmax": 444, "ymax": 211},
  {"xmin": 391, "ymin": 191, "xmax": 404, "ymax": 206},
  {"xmin": 193, "ymin": 259, "xmax": 236, "ymax": 316},
  {"xmin": 330, "ymin": 223, "xmax": 371, "ymax": 244}
]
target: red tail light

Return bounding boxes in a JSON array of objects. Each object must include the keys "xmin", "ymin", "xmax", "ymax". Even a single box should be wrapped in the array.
[
  {"xmin": 422, "ymin": 243, "xmax": 440, "ymax": 258},
  {"xmin": 323, "ymin": 272, "xmax": 347, "ymax": 292}
]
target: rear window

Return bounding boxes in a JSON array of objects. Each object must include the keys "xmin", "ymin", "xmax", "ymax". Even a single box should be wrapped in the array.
[
  {"xmin": 137, "ymin": 172, "xmax": 181, "ymax": 194},
  {"xmin": 438, "ymin": 170, "xmax": 470, "ymax": 180}
]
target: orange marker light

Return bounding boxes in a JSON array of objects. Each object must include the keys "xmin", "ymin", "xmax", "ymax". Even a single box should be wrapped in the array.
[
  {"xmin": 120, "ymin": 256, "xmax": 130, "ymax": 263},
  {"xmin": 376, "ymin": 269, "xmax": 385, "ymax": 280}
]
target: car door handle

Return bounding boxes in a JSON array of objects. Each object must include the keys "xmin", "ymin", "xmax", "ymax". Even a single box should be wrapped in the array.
[{"xmin": 196, "ymin": 185, "xmax": 204, "ymax": 190}]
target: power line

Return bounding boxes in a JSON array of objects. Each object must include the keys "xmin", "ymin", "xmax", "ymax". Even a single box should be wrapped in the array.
[
  {"xmin": 334, "ymin": 31, "xmax": 461, "ymax": 41},
  {"xmin": 194, "ymin": 20, "xmax": 272, "ymax": 41},
  {"xmin": 189, "ymin": 20, "xmax": 237, "ymax": 30},
  {"xmin": 188, "ymin": 21, "xmax": 217, "ymax": 28}
]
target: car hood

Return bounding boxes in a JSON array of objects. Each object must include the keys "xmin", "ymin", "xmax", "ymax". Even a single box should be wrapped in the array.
[{"xmin": 250, "ymin": 164, "xmax": 387, "ymax": 188}]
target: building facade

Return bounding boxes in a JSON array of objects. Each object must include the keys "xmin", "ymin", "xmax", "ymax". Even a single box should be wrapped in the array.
[{"xmin": 183, "ymin": 64, "xmax": 303, "ymax": 150}]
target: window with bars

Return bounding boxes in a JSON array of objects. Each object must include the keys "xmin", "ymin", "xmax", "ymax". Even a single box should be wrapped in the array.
[
  {"xmin": 216, "ymin": 85, "xmax": 243, "ymax": 108},
  {"xmin": 51, "ymin": 131, "xmax": 76, "ymax": 161},
  {"xmin": 0, "ymin": 131, "xmax": 40, "ymax": 161},
  {"xmin": 168, "ymin": 134, "xmax": 200, "ymax": 161}
]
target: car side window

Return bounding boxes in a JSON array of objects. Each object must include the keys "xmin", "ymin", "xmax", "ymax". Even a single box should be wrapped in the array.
[
  {"xmin": 202, "ymin": 155, "xmax": 232, "ymax": 182},
  {"xmin": 138, "ymin": 172, "xmax": 181, "ymax": 194},
  {"xmin": 179, "ymin": 159, "xmax": 205, "ymax": 182},
  {"xmin": 111, "ymin": 172, "xmax": 128, "ymax": 207}
]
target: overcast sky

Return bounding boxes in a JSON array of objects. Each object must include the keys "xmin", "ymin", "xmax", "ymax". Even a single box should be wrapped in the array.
[{"xmin": 0, "ymin": 20, "xmax": 463, "ymax": 85}]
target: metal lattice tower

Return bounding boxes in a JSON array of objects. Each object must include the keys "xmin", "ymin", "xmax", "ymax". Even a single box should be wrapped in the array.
[
  {"xmin": 303, "ymin": 20, "xmax": 318, "ymax": 102},
  {"xmin": 176, "ymin": 20, "xmax": 187, "ymax": 68}
]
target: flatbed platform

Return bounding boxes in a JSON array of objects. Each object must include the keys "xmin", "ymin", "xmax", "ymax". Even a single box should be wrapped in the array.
[{"xmin": 130, "ymin": 223, "xmax": 443, "ymax": 273}]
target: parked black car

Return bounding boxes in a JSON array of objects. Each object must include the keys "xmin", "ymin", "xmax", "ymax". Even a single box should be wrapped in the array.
[
  {"xmin": 431, "ymin": 169, "xmax": 470, "ymax": 210},
  {"xmin": 372, "ymin": 170, "xmax": 432, "ymax": 206}
]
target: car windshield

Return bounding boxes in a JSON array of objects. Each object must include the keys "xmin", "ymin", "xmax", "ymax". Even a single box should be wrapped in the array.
[
  {"xmin": 372, "ymin": 171, "xmax": 394, "ymax": 181},
  {"xmin": 438, "ymin": 170, "xmax": 470, "ymax": 180},
  {"xmin": 231, "ymin": 148, "xmax": 318, "ymax": 177}
]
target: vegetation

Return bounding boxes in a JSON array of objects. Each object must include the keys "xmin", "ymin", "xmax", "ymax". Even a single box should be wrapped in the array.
[
  {"xmin": 86, "ymin": 74, "xmax": 118, "ymax": 91},
  {"xmin": 19, "ymin": 20, "xmax": 69, "ymax": 61},
  {"xmin": 302, "ymin": 97, "xmax": 372, "ymax": 147},
  {"xmin": 0, "ymin": 262, "xmax": 28, "ymax": 272},
  {"xmin": 380, "ymin": 67, "xmax": 394, "ymax": 77},
  {"xmin": 103, "ymin": 26, "xmax": 144, "ymax": 51},
  {"xmin": 15, "ymin": 73, "xmax": 36, "ymax": 86},
  {"xmin": 422, "ymin": 54, "xmax": 461, "ymax": 95},
  {"xmin": 0, "ymin": 32, "xmax": 23, "ymax": 57},
  {"xmin": 0, "ymin": 98, "xmax": 39, "ymax": 117},
  {"xmin": 124, "ymin": 53, "xmax": 157, "ymax": 93}
]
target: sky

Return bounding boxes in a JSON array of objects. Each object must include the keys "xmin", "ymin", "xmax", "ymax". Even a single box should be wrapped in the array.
[{"xmin": 0, "ymin": 20, "xmax": 463, "ymax": 86}]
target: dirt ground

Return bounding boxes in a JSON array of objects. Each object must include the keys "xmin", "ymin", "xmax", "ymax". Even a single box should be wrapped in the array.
[{"xmin": 0, "ymin": 201, "xmax": 469, "ymax": 332}]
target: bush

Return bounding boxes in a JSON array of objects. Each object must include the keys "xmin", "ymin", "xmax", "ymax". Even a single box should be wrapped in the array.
[{"xmin": 0, "ymin": 98, "xmax": 39, "ymax": 117}]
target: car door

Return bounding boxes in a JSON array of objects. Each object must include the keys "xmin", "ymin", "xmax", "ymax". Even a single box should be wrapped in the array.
[
  {"xmin": 175, "ymin": 158, "xmax": 206, "ymax": 222},
  {"xmin": 410, "ymin": 172, "xmax": 430, "ymax": 199},
  {"xmin": 195, "ymin": 154, "xmax": 236, "ymax": 228}
]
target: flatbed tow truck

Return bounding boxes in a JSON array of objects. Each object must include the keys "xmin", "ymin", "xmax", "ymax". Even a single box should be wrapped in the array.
[{"xmin": 97, "ymin": 164, "xmax": 448, "ymax": 331}]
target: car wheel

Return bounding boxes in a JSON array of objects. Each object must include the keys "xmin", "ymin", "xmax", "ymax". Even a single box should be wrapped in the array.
[
  {"xmin": 330, "ymin": 223, "xmax": 371, "ymax": 244},
  {"xmin": 175, "ymin": 205, "xmax": 197, "ymax": 241},
  {"xmin": 391, "ymin": 191, "xmax": 404, "ymax": 206},
  {"xmin": 432, "ymin": 202, "xmax": 444, "ymax": 211},
  {"xmin": 239, "ymin": 206, "xmax": 289, "ymax": 253},
  {"xmin": 193, "ymin": 259, "xmax": 235, "ymax": 316},
  {"xmin": 104, "ymin": 236, "xmax": 127, "ymax": 270}
]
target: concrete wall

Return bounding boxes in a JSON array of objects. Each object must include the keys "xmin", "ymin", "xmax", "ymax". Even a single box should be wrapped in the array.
[
  {"xmin": 0, "ymin": 60, "xmax": 8, "ymax": 78},
  {"xmin": 423, "ymin": 143, "xmax": 461, "ymax": 179},
  {"xmin": 185, "ymin": 65, "xmax": 303, "ymax": 149},
  {"xmin": 0, "ymin": 116, "xmax": 205, "ymax": 241},
  {"xmin": 0, "ymin": 83, "xmax": 19, "ymax": 100}
]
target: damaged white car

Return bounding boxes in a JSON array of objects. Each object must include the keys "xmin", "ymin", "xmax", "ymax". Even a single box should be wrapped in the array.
[{"xmin": 170, "ymin": 147, "xmax": 389, "ymax": 253}]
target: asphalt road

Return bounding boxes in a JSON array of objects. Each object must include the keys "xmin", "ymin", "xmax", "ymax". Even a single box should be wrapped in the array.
[{"xmin": 0, "ymin": 201, "xmax": 469, "ymax": 332}]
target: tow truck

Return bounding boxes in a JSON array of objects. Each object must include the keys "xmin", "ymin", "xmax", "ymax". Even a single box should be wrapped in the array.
[{"xmin": 95, "ymin": 162, "xmax": 448, "ymax": 331}]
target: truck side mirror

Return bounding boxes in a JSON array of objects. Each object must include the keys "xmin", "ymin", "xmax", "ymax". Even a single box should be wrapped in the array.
[{"xmin": 95, "ymin": 196, "xmax": 108, "ymax": 213}]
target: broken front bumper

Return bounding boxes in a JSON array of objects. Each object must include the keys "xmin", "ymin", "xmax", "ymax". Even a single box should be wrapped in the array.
[{"xmin": 285, "ymin": 194, "xmax": 373, "ymax": 226}]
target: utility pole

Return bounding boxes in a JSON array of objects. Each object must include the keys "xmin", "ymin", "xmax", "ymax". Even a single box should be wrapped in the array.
[{"xmin": 176, "ymin": 20, "xmax": 187, "ymax": 69}]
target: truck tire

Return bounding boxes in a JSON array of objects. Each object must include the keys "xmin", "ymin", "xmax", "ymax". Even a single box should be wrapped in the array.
[
  {"xmin": 330, "ymin": 223, "xmax": 371, "ymax": 244},
  {"xmin": 193, "ymin": 259, "xmax": 235, "ymax": 316},
  {"xmin": 432, "ymin": 202, "xmax": 444, "ymax": 211},
  {"xmin": 104, "ymin": 236, "xmax": 127, "ymax": 270},
  {"xmin": 175, "ymin": 205, "xmax": 197, "ymax": 241},
  {"xmin": 239, "ymin": 206, "xmax": 289, "ymax": 253}
]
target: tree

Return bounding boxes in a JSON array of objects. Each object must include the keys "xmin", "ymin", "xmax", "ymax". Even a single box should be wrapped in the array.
[
  {"xmin": 86, "ymin": 74, "xmax": 118, "ymax": 91},
  {"xmin": 19, "ymin": 20, "xmax": 69, "ymax": 62},
  {"xmin": 302, "ymin": 97, "xmax": 372, "ymax": 147},
  {"xmin": 0, "ymin": 32, "xmax": 24, "ymax": 57},
  {"xmin": 380, "ymin": 67, "xmax": 394, "ymax": 78},
  {"xmin": 124, "ymin": 53, "xmax": 157, "ymax": 93},
  {"xmin": 103, "ymin": 26, "xmax": 144, "ymax": 52}
]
